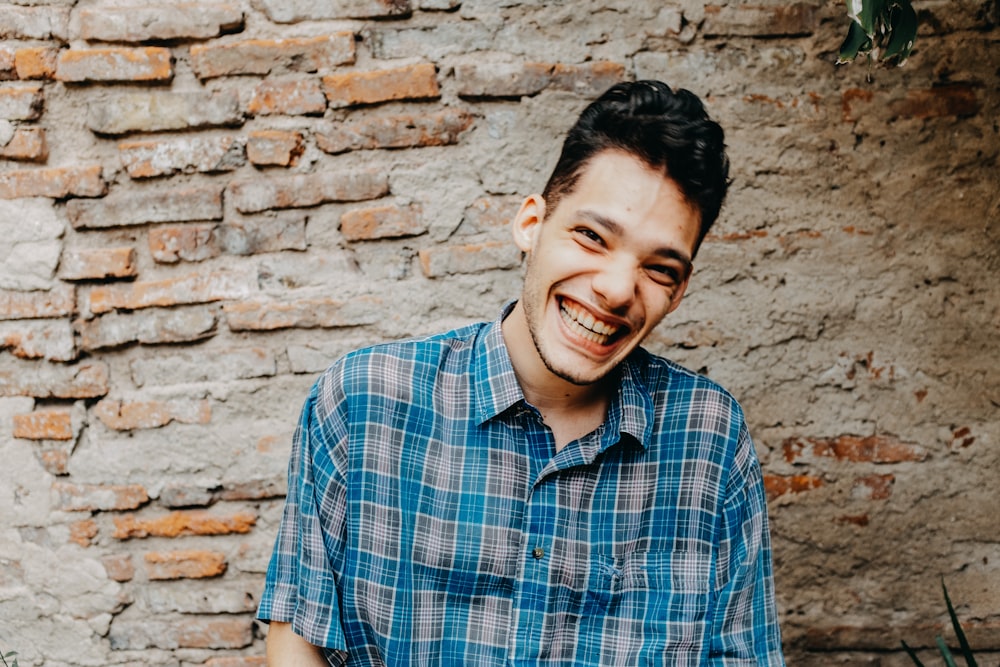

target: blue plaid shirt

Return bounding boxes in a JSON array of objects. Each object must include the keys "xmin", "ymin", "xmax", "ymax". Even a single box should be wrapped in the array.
[{"xmin": 258, "ymin": 304, "xmax": 784, "ymax": 665}]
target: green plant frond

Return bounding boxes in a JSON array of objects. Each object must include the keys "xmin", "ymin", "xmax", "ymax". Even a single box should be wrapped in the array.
[
  {"xmin": 901, "ymin": 639, "xmax": 928, "ymax": 666},
  {"xmin": 858, "ymin": 0, "xmax": 888, "ymax": 33},
  {"xmin": 942, "ymin": 579, "xmax": 979, "ymax": 667},
  {"xmin": 882, "ymin": 0, "xmax": 918, "ymax": 64},
  {"xmin": 936, "ymin": 634, "xmax": 959, "ymax": 667},
  {"xmin": 838, "ymin": 19, "xmax": 873, "ymax": 64}
]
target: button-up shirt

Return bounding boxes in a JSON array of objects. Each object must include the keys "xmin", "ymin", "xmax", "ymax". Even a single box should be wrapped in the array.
[{"xmin": 258, "ymin": 304, "xmax": 784, "ymax": 665}]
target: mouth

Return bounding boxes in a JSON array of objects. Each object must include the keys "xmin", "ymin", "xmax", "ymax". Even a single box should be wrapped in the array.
[{"xmin": 558, "ymin": 298, "xmax": 624, "ymax": 346}]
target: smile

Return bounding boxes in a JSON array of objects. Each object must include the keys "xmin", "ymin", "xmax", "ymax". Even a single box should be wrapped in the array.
[{"xmin": 559, "ymin": 299, "xmax": 622, "ymax": 346}]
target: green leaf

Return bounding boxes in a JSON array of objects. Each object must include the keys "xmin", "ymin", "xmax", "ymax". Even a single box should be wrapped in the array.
[
  {"xmin": 859, "ymin": 0, "xmax": 888, "ymax": 33},
  {"xmin": 942, "ymin": 579, "xmax": 978, "ymax": 667},
  {"xmin": 901, "ymin": 639, "xmax": 928, "ymax": 667},
  {"xmin": 882, "ymin": 0, "xmax": 918, "ymax": 63},
  {"xmin": 838, "ymin": 19, "xmax": 872, "ymax": 64},
  {"xmin": 936, "ymin": 634, "xmax": 958, "ymax": 667}
]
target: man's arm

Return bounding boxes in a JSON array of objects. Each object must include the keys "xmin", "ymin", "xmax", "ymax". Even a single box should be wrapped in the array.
[{"xmin": 266, "ymin": 622, "xmax": 328, "ymax": 666}]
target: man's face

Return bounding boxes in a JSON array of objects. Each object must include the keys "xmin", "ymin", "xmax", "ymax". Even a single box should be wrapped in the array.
[{"xmin": 512, "ymin": 149, "xmax": 701, "ymax": 387}]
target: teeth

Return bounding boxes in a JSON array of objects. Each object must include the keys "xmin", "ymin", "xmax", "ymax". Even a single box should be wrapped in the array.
[{"xmin": 560, "ymin": 301, "xmax": 619, "ymax": 345}]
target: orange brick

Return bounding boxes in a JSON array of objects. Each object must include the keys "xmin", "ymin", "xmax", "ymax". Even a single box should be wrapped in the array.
[
  {"xmin": 69, "ymin": 519, "xmax": 98, "ymax": 547},
  {"xmin": 0, "ymin": 127, "xmax": 47, "ymax": 161},
  {"xmin": 149, "ymin": 224, "xmax": 220, "ymax": 264},
  {"xmin": 113, "ymin": 510, "xmax": 257, "ymax": 540},
  {"xmin": 13, "ymin": 410, "xmax": 73, "ymax": 440},
  {"xmin": 93, "ymin": 398, "xmax": 211, "ymax": 430},
  {"xmin": 0, "ymin": 47, "xmax": 13, "ymax": 79},
  {"xmin": 0, "ymin": 285, "xmax": 74, "ymax": 320},
  {"xmin": 248, "ymin": 79, "xmax": 326, "ymax": 116},
  {"xmin": 456, "ymin": 61, "xmax": 625, "ymax": 98},
  {"xmin": 88, "ymin": 269, "xmax": 254, "ymax": 314},
  {"xmin": 223, "ymin": 295, "xmax": 380, "ymax": 331},
  {"xmin": 703, "ymin": 3, "xmax": 818, "ymax": 36},
  {"xmin": 102, "ymin": 553, "xmax": 135, "ymax": 582},
  {"xmin": 37, "ymin": 448, "xmax": 70, "ymax": 475},
  {"xmin": 14, "ymin": 47, "xmax": 58, "ymax": 80},
  {"xmin": 204, "ymin": 657, "xmax": 267, "ymax": 667},
  {"xmin": 177, "ymin": 616, "xmax": 254, "ymax": 649},
  {"xmin": 322, "ymin": 62, "xmax": 439, "ymax": 108},
  {"xmin": 341, "ymin": 204, "xmax": 426, "ymax": 241},
  {"xmin": 144, "ymin": 550, "xmax": 227, "ymax": 580},
  {"xmin": 419, "ymin": 241, "xmax": 521, "ymax": 277},
  {"xmin": 0, "ymin": 84, "xmax": 44, "ymax": 120},
  {"xmin": 782, "ymin": 434, "xmax": 927, "ymax": 464},
  {"xmin": 57, "ymin": 47, "xmax": 172, "ymax": 83},
  {"xmin": 218, "ymin": 478, "xmax": 285, "ymax": 502},
  {"xmin": 890, "ymin": 85, "xmax": 980, "ymax": 120},
  {"xmin": 59, "ymin": 247, "xmax": 137, "ymax": 281},
  {"xmin": 227, "ymin": 170, "xmax": 388, "ymax": 213},
  {"xmin": 246, "ymin": 130, "xmax": 305, "ymax": 166},
  {"xmin": 53, "ymin": 481, "xmax": 149, "ymax": 511},
  {"xmin": 118, "ymin": 135, "xmax": 245, "ymax": 179},
  {"xmin": 763, "ymin": 474, "xmax": 824, "ymax": 501},
  {"xmin": 190, "ymin": 33, "xmax": 355, "ymax": 79},
  {"xmin": 315, "ymin": 108, "xmax": 473, "ymax": 154},
  {"xmin": 852, "ymin": 474, "xmax": 895, "ymax": 501},
  {"xmin": 0, "ymin": 165, "xmax": 105, "ymax": 199}
]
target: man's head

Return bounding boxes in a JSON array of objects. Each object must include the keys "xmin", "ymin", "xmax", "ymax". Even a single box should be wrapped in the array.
[{"xmin": 541, "ymin": 80, "xmax": 729, "ymax": 256}]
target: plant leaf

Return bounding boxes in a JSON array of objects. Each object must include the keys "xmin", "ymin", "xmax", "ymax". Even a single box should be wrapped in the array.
[
  {"xmin": 838, "ymin": 19, "xmax": 872, "ymax": 64},
  {"xmin": 882, "ymin": 0, "xmax": 918, "ymax": 63},
  {"xmin": 901, "ymin": 639, "xmax": 928, "ymax": 667},
  {"xmin": 942, "ymin": 579, "xmax": 978, "ymax": 667},
  {"xmin": 936, "ymin": 634, "xmax": 958, "ymax": 667},
  {"xmin": 859, "ymin": 0, "xmax": 888, "ymax": 33}
]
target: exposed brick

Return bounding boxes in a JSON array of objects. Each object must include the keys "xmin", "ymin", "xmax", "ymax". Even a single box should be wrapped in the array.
[
  {"xmin": 322, "ymin": 62, "xmax": 439, "ymax": 108},
  {"xmin": 130, "ymin": 347, "xmax": 275, "ymax": 387},
  {"xmin": 190, "ymin": 34, "xmax": 355, "ymax": 79},
  {"xmin": 782, "ymin": 435, "xmax": 927, "ymax": 464},
  {"xmin": 109, "ymin": 616, "xmax": 254, "ymax": 650},
  {"xmin": 455, "ymin": 61, "xmax": 625, "ymax": 98},
  {"xmin": 56, "ymin": 47, "xmax": 172, "ymax": 83},
  {"xmin": 59, "ymin": 248, "xmax": 137, "ymax": 281},
  {"xmin": 69, "ymin": 519, "xmax": 98, "ymax": 547},
  {"xmin": 87, "ymin": 90, "xmax": 242, "ymax": 135},
  {"xmin": 93, "ymin": 398, "xmax": 211, "ymax": 430},
  {"xmin": 0, "ymin": 127, "xmax": 48, "ymax": 162},
  {"xmin": 0, "ymin": 165, "xmax": 105, "ymax": 200},
  {"xmin": 145, "ymin": 550, "xmax": 227, "ymax": 580},
  {"xmin": 852, "ymin": 474, "xmax": 895, "ymax": 501},
  {"xmin": 149, "ymin": 224, "xmax": 220, "ymax": 263},
  {"xmin": 316, "ymin": 108, "xmax": 473, "ymax": 154},
  {"xmin": 160, "ymin": 483, "xmax": 215, "ymax": 508},
  {"xmin": 0, "ymin": 6, "xmax": 70, "ymax": 40},
  {"xmin": 341, "ymin": 203, "xmax": 426, "ymax": 241},
  {"xmin": 37, "ymin": 447, "xmax": 70, "ymax": 476},
  {"xmin": 0, "ymin": 285, "xmax": 74, "ymax": 320},
  {"xmin": 0, "ymin": 319, "xmax": 75, "ymax": 361},
  {"xmin": 890, "ymin": 85, "xmax": 980, "ymax": 120},
  {"xmin": 257, "ymin": 0, "xmax": 411, "ymax": 22},
  {"xmin": 102, "ymin": 553, "xmax": 135, "ymax": 582},
  {"xmin": 88, "ymin": 269, "xmax": 254, "ymax": 314},
  {"xmin": 0, "ymin": 48, "xmax": 14, "ymax": 80},
  {"xmin": 113, "ymin": 509, "xmax": 257, "ymax": 539},
  {"xmin": 763, "ymin": 474, "xmax": 824, "ymax": 501},
  {"xmin": 77, "ymin": 307, "xmax": 217, "ymax": 350},
  {"xmin": 458, "ymin": 196, "xmax": 521, "ymax": 235},
  {"xmin": 702, "ymin": 3, "xmax": 818, "ymax": 37},
  {"xmin": 13, "ymin": 410, "xmax": 73, "ymax": 440},
  {"xmin": 218, "ymin": 478, "xmax": 285, "ymax": 502},
  {"xmin": 79, "ymin": 4, "xmax": 244, "ymax": 43},
  {"xmin": 246, "ymin": 130, "xmax": 305, "ymax": 166},
  {"xmin": 14, "ymin": 47, "xmax": 59, "ymax": 80},
  {"xmin": 53, "ymin": 481, "xmax": 149, "ymax": 511},
  {"xmin": 224, "ymin": 295, "xmax": 381, "ymax": 331},
  {"xmin": 66, "ymin": 185, "xmax": 222, "ymax": 229},
  {"xmin": 119, "ymin": 135, "xmax": 245, "ymax": 179},
  {"xmin": 248, "ymin": 79, "xmax": 326, "ymax": 116},
  {"xmin": 0, "ymin": 361, "xmax": 109, "ymax": 399},
  {"xmin": 841, "ymin": 88, "xmax": 875, "ymax": 123},
  {"xmin": 228, "ymin": 170, "xmax": 388, "ymax": 213},
  {"xmin": 419, "ymin": 241, "xmax": 522, "ymax": 277},
  {"xmin": 217, "ymin": 215, "xmax": 308, "ymax": 255},
  {"xmin": 0, "ymin": 84, "xmax": 44, "ymax": 120}
]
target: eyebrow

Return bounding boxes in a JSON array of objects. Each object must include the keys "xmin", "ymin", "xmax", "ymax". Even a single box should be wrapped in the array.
[{"xmin": 578, "ymin": 209, "xmax": 694, "ymax": 274}]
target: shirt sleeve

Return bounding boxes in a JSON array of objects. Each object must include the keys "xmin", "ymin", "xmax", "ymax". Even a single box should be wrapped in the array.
[
  {"xmin": 707, "ymin": 421, "xmax": 785, "ymax": 666},
  {"xmin": 257, "ymin": 373, "xmax": 350, "ymax": 653}
]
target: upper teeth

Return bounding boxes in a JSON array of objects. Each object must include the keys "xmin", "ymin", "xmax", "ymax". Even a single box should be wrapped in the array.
[{"xmin": 561, "ymin": 301, "xmax": 618, "ymax": 342}]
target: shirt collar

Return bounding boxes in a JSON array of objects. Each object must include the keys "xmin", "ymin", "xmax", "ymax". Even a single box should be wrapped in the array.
[{"xmin": 474, "ymin": 301, "xmax": 654, "ymax": 449}]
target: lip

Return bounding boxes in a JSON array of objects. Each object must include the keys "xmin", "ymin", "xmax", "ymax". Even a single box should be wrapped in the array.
[{"xmin": 555, "ymin": 295, "xmax": 631, "ymax": 353}]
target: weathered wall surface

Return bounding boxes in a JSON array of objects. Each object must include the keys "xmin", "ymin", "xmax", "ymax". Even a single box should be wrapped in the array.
[{"xmin": 0, "ymin": 0, "xmax": 997, "ymax": 665}]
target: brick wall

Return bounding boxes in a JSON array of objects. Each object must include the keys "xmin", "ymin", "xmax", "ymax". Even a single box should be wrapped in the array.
[{"xmin": 0, "ymin": 1, "xmax": 997, "ymax": 664}]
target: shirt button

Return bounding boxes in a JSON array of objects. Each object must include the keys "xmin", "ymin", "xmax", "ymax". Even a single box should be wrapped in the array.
[{"xmin": 531, "ymin": 547, "xmax": 545, "ymax": 559}]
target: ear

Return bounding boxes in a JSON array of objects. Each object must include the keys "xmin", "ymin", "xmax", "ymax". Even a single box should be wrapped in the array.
[{"xmin": 511, "ymin": 194, "xmax": 546, "ymax": 253}]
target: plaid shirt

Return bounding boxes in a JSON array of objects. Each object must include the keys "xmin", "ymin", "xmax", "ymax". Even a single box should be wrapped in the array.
[{"xmin": 258, "ymin": 304, "xmax": 784, "ymax": 665}]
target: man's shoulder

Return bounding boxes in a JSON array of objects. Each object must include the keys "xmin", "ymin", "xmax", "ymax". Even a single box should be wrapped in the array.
[{"xmin": 632, "ymin": 347, "xmax": 742, "ymax": 411}]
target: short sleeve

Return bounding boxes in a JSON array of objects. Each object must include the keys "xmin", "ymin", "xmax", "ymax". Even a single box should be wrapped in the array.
[
  {"xmin": 257, "ymin": 374, "xmax": 350, "ymax": 652},
  {"xmin": 707, "ymin": 421, "xmax": 785, "ymax": 665}
]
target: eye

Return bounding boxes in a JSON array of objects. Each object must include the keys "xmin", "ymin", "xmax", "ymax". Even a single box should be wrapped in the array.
[
  {"xmin": 573, "ymin": 227, "xmax": 605, "ymax": 247},
  {"xmin": 646, "ymin": 264, "xmax": 683, "ymax": 286}
]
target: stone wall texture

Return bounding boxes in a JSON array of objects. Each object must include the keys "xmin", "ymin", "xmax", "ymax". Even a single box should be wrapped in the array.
[{"xmin": 0, "ymin": 0, "xmax": 997, "ymax": 665}]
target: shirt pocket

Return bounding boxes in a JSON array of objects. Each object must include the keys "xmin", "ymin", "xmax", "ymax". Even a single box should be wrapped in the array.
[{"xmin": 582, "ymin": 550, "xmax": 712, "ymax": 658}]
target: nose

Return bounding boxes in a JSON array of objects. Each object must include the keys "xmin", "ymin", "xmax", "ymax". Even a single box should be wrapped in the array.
[{"xmin": 591, "ymin": 256, "xmax": 638, "ymax": 311}]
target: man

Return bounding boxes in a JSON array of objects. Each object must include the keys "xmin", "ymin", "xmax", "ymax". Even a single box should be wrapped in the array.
[{"xmin": 258, "ymin": 80, "xmax": 785, "ymax": 665}]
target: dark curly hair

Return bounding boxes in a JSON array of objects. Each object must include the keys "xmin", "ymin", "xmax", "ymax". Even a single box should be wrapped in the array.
[{"xmin": 541, "ymin": 80, "xmax": 730, "ymax": 255}]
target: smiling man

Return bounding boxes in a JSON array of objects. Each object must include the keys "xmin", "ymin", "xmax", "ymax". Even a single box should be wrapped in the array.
[{"xmin": 258, "ymin": 80, "xmax": 785, "ymax": 666}]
